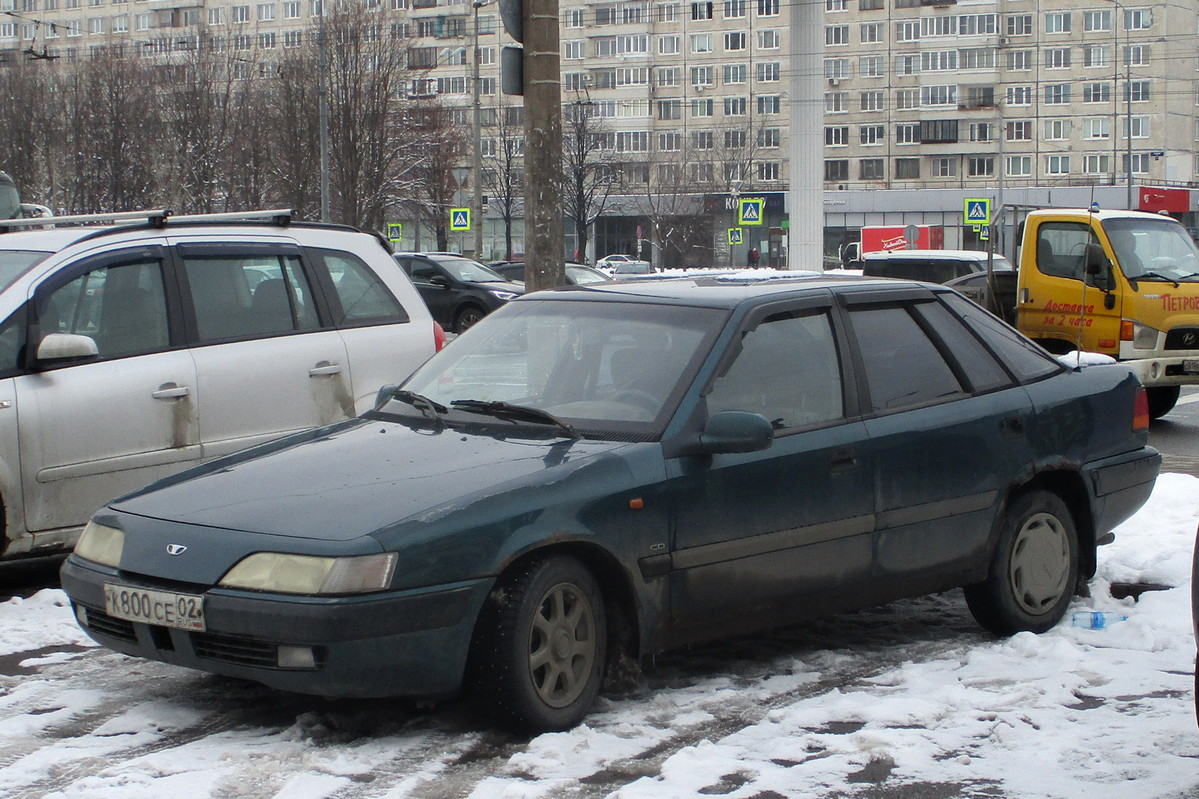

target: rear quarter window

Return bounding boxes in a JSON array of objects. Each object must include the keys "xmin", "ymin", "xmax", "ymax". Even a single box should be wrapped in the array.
[{"xmin": 940, "ymin": 292, "xmax": 1063, "ymax": 382}]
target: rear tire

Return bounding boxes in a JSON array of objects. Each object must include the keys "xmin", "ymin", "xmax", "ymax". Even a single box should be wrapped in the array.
[
  {"xmin": 966, "ymin": 490, "xmax": 1079, "ymax": 635},
  {"xmin": 1147, "ymin": 386, "xmax": 1180, "ymax": 420},
  {"xmin": 471, "ymin": 555, "xmax": 606, "ymax": 733}
]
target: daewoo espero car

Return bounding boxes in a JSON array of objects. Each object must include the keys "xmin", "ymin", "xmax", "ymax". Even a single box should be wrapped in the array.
[{"xmin": 61, "ymin": 275, "xmax": 1161, "ymax": 732}]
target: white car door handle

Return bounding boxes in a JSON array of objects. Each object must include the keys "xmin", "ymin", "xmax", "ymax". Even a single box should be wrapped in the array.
[
  {"xmin": 152, "ymin": 383, "xmax": 191, "ymax": 400},
  {"xmin": 309, "ymin": 363, "xmax": 343, "ymax": 377}
]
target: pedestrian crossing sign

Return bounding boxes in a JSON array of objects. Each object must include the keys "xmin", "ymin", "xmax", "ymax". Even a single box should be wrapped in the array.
[
  {"xmin": 964, "ymin": 199, "xmax": 991, "ymax": 227},
  {"xmin": 738, "ymin": 198, "xmax": 764, "ymax": 226},
  {"xmin": 728, "ymin": 228, "xmax": 743, "ymax": 245},
  {"xmin": 450, "ymin": 208, "xmax": 471, "ymax": 231},
  {"xmin": 386, "ymin": 223, "xmax": 403, "ymax": 242}
]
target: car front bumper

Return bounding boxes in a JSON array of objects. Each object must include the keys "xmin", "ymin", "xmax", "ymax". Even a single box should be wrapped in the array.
[{"xmin": 60, "ymin": 555, "xmax": 494, "ymax": 699}]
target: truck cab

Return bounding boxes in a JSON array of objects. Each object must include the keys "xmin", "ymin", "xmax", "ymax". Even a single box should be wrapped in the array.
[{"xmin": 1017, "ymin": 208, "xmax": 1199, "ymax": 418}]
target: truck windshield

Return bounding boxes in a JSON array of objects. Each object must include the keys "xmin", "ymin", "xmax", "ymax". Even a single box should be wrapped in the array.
[{"xmin": 1103, "ymin": 218, "xmax": 1199, "ymax": 282}]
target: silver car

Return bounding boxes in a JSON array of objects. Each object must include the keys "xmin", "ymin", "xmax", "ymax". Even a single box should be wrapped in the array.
[{"xmin": 0, "ymin": 209, "xmax": 439, "ymax": 560}]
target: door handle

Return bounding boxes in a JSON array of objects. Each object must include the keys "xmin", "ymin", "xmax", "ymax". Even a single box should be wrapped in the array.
[
  {"xmin": 309, "ymin": 362, "xmax": 343, "ymax": 377},
  {"xmin": 152, "ymin": 383, "xmax": 190, "ymax": 400},
  {"xmin": 828, "ymin": 446, "xmax": 860, "ymax": 472}
]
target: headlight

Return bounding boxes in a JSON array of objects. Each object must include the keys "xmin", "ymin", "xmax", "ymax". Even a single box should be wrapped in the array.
[
  {"xmin": 219, "ymin": 552, "xmax": 398, "ymax": 595},
  {"xmin": 74, "ymin": 520, "xmax": 124, "ymax": 567},
  {"xmin": 488, "ymin": 290, "xmax": 518, "ymax": 301},
  {"xmin": 1131, "ymin": 322, "xmax": 1160, "ymax": 350}
]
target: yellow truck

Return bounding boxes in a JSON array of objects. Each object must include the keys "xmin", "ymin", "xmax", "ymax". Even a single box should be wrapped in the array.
[{"xmin": 1014, "ymin": 207, "xmax": 1199, "ymax": 418}]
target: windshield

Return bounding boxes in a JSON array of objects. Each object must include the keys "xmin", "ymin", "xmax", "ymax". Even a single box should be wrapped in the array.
[
  {"xmin": 396, "ymin": 299, "xmax": 726, "ymax": 438},
  {"xmin": 566, "ymin": 266, "xmax": 610, "ymax": 285},
  {"xmin": 1103, "ymin": 218, "xmax": 1199, "ymax": 281},
  {"xmin": 438, "ymin": 257, "xmax": 509, "ymax": 283},
  {"xmin": 0, "ymin": 249, "xmax": 50, "ymax": 293}
]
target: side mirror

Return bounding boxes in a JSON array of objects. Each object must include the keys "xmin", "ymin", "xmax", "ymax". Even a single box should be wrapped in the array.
[
  {"xmin": 1084, "ymin": 243, "xmax": 1113, "ymax": 292},
  {"xmin": 697, "ymin": 410, "xmax": 774, "ymax": 454},
  {"xmin": 36, "ymin": 333, "xmax": 99, "ymax": 363},
  {"xmin": 429, "ymin": 275, "xmax": 451, "ymax": 289},
  {"xmin": 374, "ymin": 383, "xmax": 400, "ymax": 409}
]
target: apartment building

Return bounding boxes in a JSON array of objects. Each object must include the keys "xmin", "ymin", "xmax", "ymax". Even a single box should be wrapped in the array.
[{"xmin": 2, "ymin": 0, "xmax": 1196, "ymax": 261}]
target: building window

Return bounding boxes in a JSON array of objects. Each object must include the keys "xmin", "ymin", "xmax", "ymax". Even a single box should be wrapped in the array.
[
  {"xmin": 1125, "ymin": 44, "xmax": 1149, "ymax": 67},
  {"xmin": 921, "ymin": 85, "xmax": 957, "ymax": 106},
  {"xmin": 860, "ymin": 54, "xmax": 884, "ymax": 77},
  {"xmin": 759, "ymin": 128, "xmax": 780, "ymax": 147},
  {"xmin": 825, "ymin": 160, "xmax": 849, "ymax": 181},
  {"xmin": 1007, "ymin": 155, "xmax": 1032, "ymax": 177},
  {"xmin": 691, "ymin": 98, "xmax": 714, "ymax": 117},
  {"xmin": 860, "ymin": 90, "xmax": 884, "ymax": 111},
  {"xmin": 257, "ymin": 2, "xmax": 274, "ymax": 20},
  {"xmin": 692, "ymin": 130, "xmax": 714, "ymax": 149},
  {"xmin": 919, "ymin": 119, "xmax": 958, "ymax": 143},
  {"xmin": 1083, "ymin": 82, "xmax": 1111, "ymax": 103},
  {"xmin": 1006, "ymin": 120, "xmax": 1032, "ymax": 141},
  {"xmin": 724, "ymin": 97, "xmax": 747, "ymax": 116},
  {"xmin": 757, "ymin": 62, "xmax": 779, "ymax": 82},
  {"xmin": 1044, "ymin": 11, "xmax": 1071, "ymax": 34},
  {"xmin": 825, "ymin": 125, "xmax": 849, "ymax": 146},
  {"xmin": 758, "ymin": 29, "xmax": 779, "ymax": 48},
  {"xmin": 960, "ymin": 48, "xmax": 995, "ymax": 70},
  {"xmin": 725, "ymin": 31, "xmax": 746, "ymax": 50},
  {"xmin": 1084, "ymin": 10, "xmax": 1111, "ymax": 32},
  {"xmin": 1046, "ymin": 155, "xmax": 1071, "ymax": 175},
  {"xmin": 859, "ymin": 159, "xmax": 884, "ymax": 180},
  {"xmin": 1044, "ymin": 119, "xmax": 1070, "ymax": 140},
  {"xmin": 1124, "ymin": 115, "xmax": 1149, "ymax": 138},
  {"xmin": 1044, "ymin": 84, "xmax": 1071, "ymax": 104},
  {"xmin": 1084, "ymin": 45, "xmax": 1110, "ymax": 68},
  {"xmin": 758, "ymin": 162, "xmax": 781, "ymax": 181},
  {"xmin": 1007, "ymin": 50, "xmax": 1032, "ymax": 71},
  {"xmin": 824, "ymin": 58, "xmax": 850, "ymax": 80},
  {"xmin": 1124, "ymin": 8, "xmax": 1152, "ymax": 31},
  {"xmin": 1084, "ymin": 154, "xmax": 1112, "ymax": 174},
  {"xmin": 932, "ymin": 158, "xmax": 957, "ymax": 178},
  {"xmin": 691, "ymin": 33, "xmax": 712, "ymax": 52},
  {"xmin": 968, "ymin": 122, "xmax": 994, "ymax": 142},
  {"xmin": 1006, "ymin": 85, "xmax": 1033, "ymax": 106},
  {"xmin": 657, "ymin": 2, "xmax": 679, "ymax": 22},
  {"xmin": 757, "ymin": 95, "xmax": 781, "ymax": 114},
  {"xmin": 659, "ymin": 132, "xmax": 682, "ymax": 151},
  {"xmin": 825, "ymin": 91, "xmax": 849, "ymax": 113},
  {"xmin": 691, "ymin": 1, "xmax": 712, "ymax": 20},
  {"xmin": 1045, "ymin": 48, "xmax": 1071, "ymax": 69},
  {"xmin": 895, "ymin": 158, "xmax": 920, "ymax": 179},
  {"xmin": 895, "ymin": 53, "xmax": 919, "ymax": 76},
  {"xmin": 1126, "ymin": 81, "xmax": 1150, "ymax": 103},
  {"xmin": 922, "ymin": 50, "xmax": 957, "ymax": 72},
  {"xmin": 657, "ymin": 100, "xmax": 681, "ymax": 119},
  {"xmin": 959, "ymin": 14, "xmax": 996, "ymax": 35},
  {"xmin": 691, "ymin": 65, "xmax": 714, "ymax": 86},
  {"xmin": 757, "ymin": 0, "xmax": 778, "ymax": 16},
  {"xmin": 895, "ymin": 123, "xmax": 919, "ymax": 144},
  {"xmin": 859, "ymin": 124, "xmax": 885, "ymax": 145},
  {"xmin": 826, "ymin": 25, "xmax": 849, "ymax": 46},
  {"xmin": 895, "ymin": 88, "xmax": 919, "ymax": 110},
  {"xmin": 232, "ymin": 4, "xmax": 250, "ymax": 23},
  {"xmin": 1006, "ymin": 14, "xmax": 1032, "ymax": 36},
  {"xmin": 658, "ymin": 35, "xmax": 680, "ymax": 54},
  {"xmin": 724, "ymin": 0, "xmax": 745, "ymax": 19},
  {"xmin": 826, "ymin": 0, "xmax": 846, "ymax": 10},
  {"xmin": 725, "ymin": 64, "xmax": 747, "ymax": 83},
  {"xmin": 968, "ymin": 157, "xmax": 994, "ymax": 177},
  {"xmin": 860, "ymin": 22, "xmax": 882, "ymax": 43},
  {"xmin": 725, "ymin": 130, "xmax": 747, "ymax": 148},
  {"xmin": 1124, "ymin": 153, "xmax": 1151, "ymax": 174}
]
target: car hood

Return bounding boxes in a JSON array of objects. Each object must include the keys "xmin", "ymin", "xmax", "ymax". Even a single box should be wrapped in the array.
[
  {"xmin": 111, "ymin": 417, "xmax": 634, "ymax": 542},
  {"xmin": 472, "ymin": 280, "xmax": 525, "ymax": 293}
]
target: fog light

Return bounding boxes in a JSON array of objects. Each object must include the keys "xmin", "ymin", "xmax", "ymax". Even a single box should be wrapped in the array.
[{"xmin": 277, "ymin": 645, "xmax": 317, "ymax": 669}]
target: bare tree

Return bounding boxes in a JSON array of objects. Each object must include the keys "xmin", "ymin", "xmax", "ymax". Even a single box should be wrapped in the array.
[
  {"xmin": 408, "ymin": 103, "xmax": 468, "ymax": 252},
  {"xmin": 0, "ymin": 60, "xmax": 58, "ymax": 207},
  {"xmin": 482, "ymin": 98, "xmax": 525, "ymax": 260},
  {"xmin": 58, "ymin": 48, "xmax": 161, "ymax": 212},
  {"xmin": 561, "ymin": 94, "xmax": 617, "ymax": 264}
]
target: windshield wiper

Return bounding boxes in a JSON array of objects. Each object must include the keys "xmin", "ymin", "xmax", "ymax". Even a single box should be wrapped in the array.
[
  {"xmin": 390, "ymin": 389, "xmax": 449, "ymax": 424},
  {"xmin": 1130, "ymin": 271, "xmax": 1180, "ymax": 288},
  {"xmin": 450, "ymin": 399, "xmax": 581, "ymax": 439}
]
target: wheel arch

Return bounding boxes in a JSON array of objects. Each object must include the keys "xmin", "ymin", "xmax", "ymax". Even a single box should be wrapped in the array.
[
  {"xmin": 480, "ymin": 540, "xmax": 644, "ymax": 675},
  {"xmin": 1006, "ymin": 469, "xmax": 1097, "ymax": 578}
]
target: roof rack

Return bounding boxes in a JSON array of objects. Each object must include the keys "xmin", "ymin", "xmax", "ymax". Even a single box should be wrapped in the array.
[{"xmin": 0, "ymin": 208, "xmax": 293, "ymax": 230}]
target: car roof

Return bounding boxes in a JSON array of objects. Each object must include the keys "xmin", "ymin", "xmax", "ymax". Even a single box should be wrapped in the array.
[
  {"xmin": 512, "ymin": 272, "xmax": 934, "ymax": 310},
  {"xmin": 0, "ymin": 226, "xmax": 113, "ymax": 252},
  {"xmin": 861, "ymin": 249, "xmax": 1006, "ymax": 262}
]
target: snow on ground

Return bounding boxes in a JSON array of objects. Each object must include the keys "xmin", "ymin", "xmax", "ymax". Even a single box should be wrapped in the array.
[{"xmin": 0, "ymin": 475, "xmax": 1195, "ymax": 799}]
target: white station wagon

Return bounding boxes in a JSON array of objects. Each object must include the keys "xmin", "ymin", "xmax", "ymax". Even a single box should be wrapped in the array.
[{"xmin": 0, "ymin": 209, "xmax": 440, "ymax": 561}]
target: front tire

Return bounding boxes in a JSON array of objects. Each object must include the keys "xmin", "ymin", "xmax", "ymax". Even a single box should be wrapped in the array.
[
  {"xmin": 454, "ymin": 305, "xmax": 486, "ymax": 334},
  {"xmin": 966, "ymin": 490, "xmax": 1079, "ymax": 635},
  {"xmin": 472, "ymin": 555, "xmax": 607, "ymax": 733}
]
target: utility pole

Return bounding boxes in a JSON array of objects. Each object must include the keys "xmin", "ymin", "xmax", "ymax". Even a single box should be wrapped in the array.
[
  {"xmin": 520, "ymin": 0, "xmax": 564, "ymax": 291},
  {"xmin": 318, "ymin": 0, "xmax": 330, "ymax": 222},
  {"xmin": 471, "ymin": 1, "xmax": 486, "ymax": 259}
]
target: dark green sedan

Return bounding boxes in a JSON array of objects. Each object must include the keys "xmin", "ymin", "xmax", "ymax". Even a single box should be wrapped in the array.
[{"xmin": 61, "ymin": 275, "xmax": 1160, "ymax": 732}]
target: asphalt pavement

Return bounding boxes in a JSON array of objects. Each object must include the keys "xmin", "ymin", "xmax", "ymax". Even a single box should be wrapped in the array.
[{"xmin": 1152, "ymin": 386, "xmax": 1199, "ymax": 477}]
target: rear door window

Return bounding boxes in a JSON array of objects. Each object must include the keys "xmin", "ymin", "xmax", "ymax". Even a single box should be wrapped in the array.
[
  {"xmin": 848, "ymin": 304, "xmax": 965, "ymax": 413},
  {"xmin": 940, "ymin": 292, "xmax": 1063, "ymax": 382},
  {"xmin": 313, "ymin": 249, "xmax": 409, "ymax": 327}
]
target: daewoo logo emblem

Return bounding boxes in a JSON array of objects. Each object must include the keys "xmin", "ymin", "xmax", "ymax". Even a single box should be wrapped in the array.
[{"xmin": 166, "ymin": 544, "xmax": 188, "ymax": 556}]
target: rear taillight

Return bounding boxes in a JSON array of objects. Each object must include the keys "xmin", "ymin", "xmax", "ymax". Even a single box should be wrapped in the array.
[
  {"xmin": 1133, "ymin": 387, "xmax": 1150, "ymax": 432},
  {"xmin": 433, "ymin": 321, "xmax": 447, "ymax": 351}
]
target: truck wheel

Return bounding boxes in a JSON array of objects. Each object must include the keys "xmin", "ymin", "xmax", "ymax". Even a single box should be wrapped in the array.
[
  {"xmin": 472, "ymin": 554, "xmax": 606, "ymax": 733},
  {"xmin": 965, "ymin": 490, "xmax": 1079, "ymax": 635},
  {"xmin": 1146, "ymin": 386, "xmax": 1180, "ymax": 420}
]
